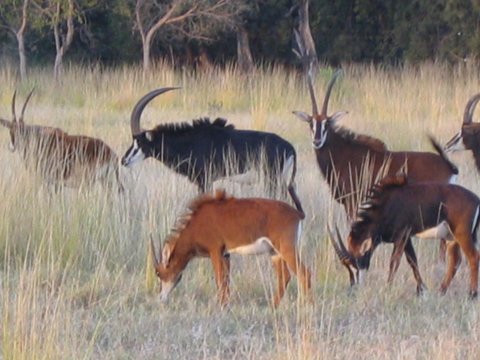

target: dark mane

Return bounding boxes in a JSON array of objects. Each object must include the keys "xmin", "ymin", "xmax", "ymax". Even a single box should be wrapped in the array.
[
  {"xmin": 334, "ymin": 125, "xmax": 388, "ymax": 152},
  {"xmin": 153, "ymin": 117, "xmax": 235, "ymax": 136},
  {"xmin": 166, "ymin": 189, "xmax": 232, "ymax": 243},
  {"xmin": 353, "ymin": 173, "xmax": 408, "ymax": 231}
]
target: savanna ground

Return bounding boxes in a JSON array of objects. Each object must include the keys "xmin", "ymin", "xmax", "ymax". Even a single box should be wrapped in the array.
[{"xmin": 1, "ymin": 61, "xmax": 480, "ymax": 359}]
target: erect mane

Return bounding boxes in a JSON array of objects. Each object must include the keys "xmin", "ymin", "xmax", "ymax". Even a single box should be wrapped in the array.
[
  {"xmin": 334, "ymin": 125, "xmax": 388, "ymax": 152},
  {"xmin": 165, "ymin": 189, "xmax": 232, "ymax": 243},
  {"xmin": 352, "ymin": 173, "xmax": 408, "ymax": 231},
  {"xmin": 153, "ymin": 117, "xmax": 235, "ymax": 136}
]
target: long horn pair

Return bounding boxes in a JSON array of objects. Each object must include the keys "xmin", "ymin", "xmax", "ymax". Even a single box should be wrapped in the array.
[
  {"xmin": 11, "ymin": 88, "xmax": 34, "ymax": 124},
  {"xmin": 130, "ymin": 87, "xmax": 180, "ymax": 136},
  {"xmin": 327, "ymin": 224, "xmax": 358, "ymax": 286},
  {"xmin": 292, "ymin": 30, "xmax": 341, "ymax": 119}
]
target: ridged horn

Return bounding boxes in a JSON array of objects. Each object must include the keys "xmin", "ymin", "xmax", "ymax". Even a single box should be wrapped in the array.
[
  {"xmin": 463, "ymin": 93, "xmax": 480, "ymax": 125},
  {"xmin": 11, "ymin": 90, "xmax": 17, "ymax": 123},
  {"xmin": 321, "ymin": 70, "xmax": 342, "ymax": 117},
  {"xmin": 19, "ymin": 88, "xmax": 35, "ymax": 124},
  {"xmin": 130, "ymin": 87, "xmax": 180, "ymax": 136}
]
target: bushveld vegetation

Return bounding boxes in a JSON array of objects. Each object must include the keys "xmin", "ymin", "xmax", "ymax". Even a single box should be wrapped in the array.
[{"xmin": 1, "ymin": 61, "xmax": 480, "ymax": 359}]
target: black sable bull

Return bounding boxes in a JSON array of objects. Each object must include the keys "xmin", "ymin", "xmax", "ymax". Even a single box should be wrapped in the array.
[
  {"xmin": 121, "ymin": 87, "xmax": 303, "ymax": 214},
  {"xmin": 330, "ymin": 174, "xmax": 480, "ymax": 298}
]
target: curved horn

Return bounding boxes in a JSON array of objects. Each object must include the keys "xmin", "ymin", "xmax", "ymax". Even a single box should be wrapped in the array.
[
  {"xmin": 11, "ymin": 90, "xmax": 17, "ymax": 123},
  {"xmin": 327, "ymin": 224, "xmax": 345, "ymax": 260},
  {"xmin": 19, "ymin": 88, "xmax": 35, "ymax": 124},
  {"xmin": 130, "ymin": 87, "xmax": 180, "ymax": 136},
  {"xmin": 321, "ymin": 70, "xmax": 342, "ymax": 117},
  {"xmin": 463, "ymin": 93, "xmax": 480, "ymax": 125},
  {"xmin": 307, "ymin": 64, "xmax": 319, "ymax": 117},
  {"xmin": 149, "ymin": 235, "xmax": 160, "ymax": 268}
]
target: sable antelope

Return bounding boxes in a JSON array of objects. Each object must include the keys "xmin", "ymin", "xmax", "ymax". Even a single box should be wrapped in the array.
[
  {"xmin": 121, "ymin": 87, "xmax": 303, "ymax": 215},
  {"xmin": 445, "ymin": 93, "xmax": 480, "ymax": 170},
  {"xmin": 330, "ymin": 174, "xmax": 480, "ymax": 298},
  {"xmin": 292, "ymin": 35, "xmax": 458, "ymax": 218},
  {"xmin": 149, "ymin": 189, "xmax": 311, "ymax": 307},
  {"xmin": 0, "ymin": 90, "xmax": 123, "ymax": 190}
]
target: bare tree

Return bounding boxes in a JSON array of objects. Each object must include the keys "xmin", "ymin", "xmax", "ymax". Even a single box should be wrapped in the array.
[
  {"xmin": 0, "ymin": 0, "xmax": 30, "ymax": 81},
  {"xmin": 236, "ymin": 24, "xmax": 253, "ymax": 73},
  {"xmin": 296, "ymin": 0, "xmax": 317, "ymax": 68},
  {"xmin": 34, "ymin": 0, "xmax": 76, "ymax": 80},
  {"xmin": 134, "ymin": 0, "xmax": 244, "ymax": 74}
]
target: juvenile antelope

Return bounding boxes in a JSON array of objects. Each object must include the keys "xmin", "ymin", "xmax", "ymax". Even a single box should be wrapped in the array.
[
  {"xmin": 0, "ymin": 90, "xmax": 123, "ymax": 190},
  {"xmin": 121, "ymin": 87, "xmax": 303, "ymax": 215},
  {"xmin": 330, "ymin": 174, "xmax": 480, "ymax": 298},
  {"xmin": 150, "ymin": 189, "xmax": 311, "ymax": 307},
  {"xmin": 445, "ymin": 93, "xmax": 480, "ymax": 170}
]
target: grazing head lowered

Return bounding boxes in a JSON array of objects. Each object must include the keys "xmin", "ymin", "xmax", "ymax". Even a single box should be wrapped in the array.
[
  {"xmin": 445, "ymin": 93, "xmax": 480, "ymax": 170},
  {"xmin": 121, "ymin": 87, "xmax": 303, "ymax": 215},
  {"xmin": 0, "ymin": 90, "xmax": 122, "ymax": 191},
  {"xmin": 292, "ymin": 33, "xmax": 457, "ymax": 218},
  {"xmin": 150, "ymin": 189, "xmax": 311, "ymax": 307},
  {"xmin": 330, "ymin": 173, "xmax": 480, "ymax": 298}
]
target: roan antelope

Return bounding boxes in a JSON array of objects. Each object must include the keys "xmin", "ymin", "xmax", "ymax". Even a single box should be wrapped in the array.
[
  {"xmin": 292, "ymin": 34, "xmax": 458, "ymax": 218},
  {"xmin": 330, "ymin": 173, "xmax": 480, "ymax": 298},
  {"xmin": 0, "ymin": 90, "xmax": 123, "ymax": 191},
  {"xmin": 149, "ymin": 189, "xmax": 311, "ymax": 307},
  {"xmin": 445, "ymin": 93, "xmax": 480, "ymax": 170},
  {"xmin": 121, "ymin": 87, "xmax": 303, "ymax": 215}
]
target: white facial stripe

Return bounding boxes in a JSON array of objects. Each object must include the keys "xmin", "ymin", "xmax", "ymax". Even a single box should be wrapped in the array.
[
  {"xmin": 445, "ymin": 132, "xmax": 465, "ymax": 152},
  {"xmin": 358, "ymin": 269, "xmax": 367, "ymax": 286},
  {"xmin": 160, "ymin": 280, "xmax": 176, "ymax": 302},
  {"xmin": 123, "ymin": 139, "xmax": 146, "ymax": 167},
  {"xmin": 312, "ymin": 120, "xmax": 328, "ymax": 149}
]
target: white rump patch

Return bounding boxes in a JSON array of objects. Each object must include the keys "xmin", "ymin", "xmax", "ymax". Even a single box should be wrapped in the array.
[
  {"xmin": 449, "ymin": 175, "xmax": 458, "ymax": 184},
  {"xmin": 227, "ymin": 237, "xmax": 276, "ymax": 256},
  {"xmin": 414, "ymin": 221, "xmax": 452, "ymax": 240}
]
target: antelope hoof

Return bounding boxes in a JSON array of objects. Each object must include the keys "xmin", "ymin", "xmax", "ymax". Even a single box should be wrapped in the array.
[
  {"xmin": 416, "ymin": 284, "xmax": 427, "ymax": 296},
  {"xmin": 469, "ymin": 290, "xmax": 478, "ymax": 300}
]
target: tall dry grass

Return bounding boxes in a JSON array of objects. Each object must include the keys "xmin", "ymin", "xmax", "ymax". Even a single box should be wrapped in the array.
[{"xmin": 1, "ymin": 61, "xmax": 480, "ymax": 359}]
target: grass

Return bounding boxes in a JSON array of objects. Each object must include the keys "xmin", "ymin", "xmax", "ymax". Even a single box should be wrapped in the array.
[{"xmin": 1, "ymin": 60, "xmax": 480, "ymax": 359}]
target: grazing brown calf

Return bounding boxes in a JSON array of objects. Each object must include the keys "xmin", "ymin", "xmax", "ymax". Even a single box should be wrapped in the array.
[
  {"xmin": 445, "ymin": 93, "xmax": 480, "ymax": 170},
  {"xmin": 0, "ymin": 90, "xmax": 122, "ymax": 191},
  {"xmin": 150, "ymin": 190, "xmax": 311, "ymax": 307},
  {"xmin": 330, "ymin": 174, "xmax": 480, "ymax": 298}
]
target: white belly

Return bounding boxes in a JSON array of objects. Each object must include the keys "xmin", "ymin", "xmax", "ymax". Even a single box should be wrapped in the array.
[
  {"xmin": 227, "ymin": 237, "xmax": 275, "ymax": 256},
  {"xmin": 414, "ymin": 221, "xmax": 452, "ymax": 240}
]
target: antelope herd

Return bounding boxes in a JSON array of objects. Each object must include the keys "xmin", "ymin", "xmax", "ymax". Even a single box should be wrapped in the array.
[{"xmin": 2, "ymin": 70, "xmax": 480, "ymax": 306}]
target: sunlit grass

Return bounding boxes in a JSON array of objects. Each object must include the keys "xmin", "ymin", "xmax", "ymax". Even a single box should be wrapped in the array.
[{"xmin": 1, "ymin": 61, "xmax": 480, "ymax": 358}]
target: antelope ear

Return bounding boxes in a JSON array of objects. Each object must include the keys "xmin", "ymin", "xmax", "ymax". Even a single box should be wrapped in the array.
[
  {"xmin": 145, "ymin": 131, "xmax": 154, "ymax": 142},
  {"xmin": 292, "ymin": 111, "xmax": 312, "ymax": 123},
  {"xmin": 162, "ymin": 242, "xmax": 175, "ymax": 267},
  {"xmin": 0, "ymin": 118, "xmax": 12, "ymax": 128},
  {"xmin": 330, "ymin": 111, "xmax": 348, "ymax": 123},
  {"xmin": 359, "ymin": 238, "xmax": 372, "ymax": 256}
]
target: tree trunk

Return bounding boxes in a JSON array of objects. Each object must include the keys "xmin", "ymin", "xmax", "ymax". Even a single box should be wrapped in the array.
[
  {"xmin": 142, "ymin": 38, "xmax": 152, "ymax": 76},
  {"xmin": 16, "ymin": 32, "xmax": 27, "ymax": 81},
  {"xmin": 297, "ymin": 0, "xmax": 317, "ymax": 67},
  {"xmin": 16, "ymin": 0, "xmax": 29, "ymax": 82},
  {"xmin": 236, "ymin": 25, "xmax": 253, "ymax": 73},
  {"xmin": 53, "ymin": 0, "xmax": 74, "ymax": 81}
]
